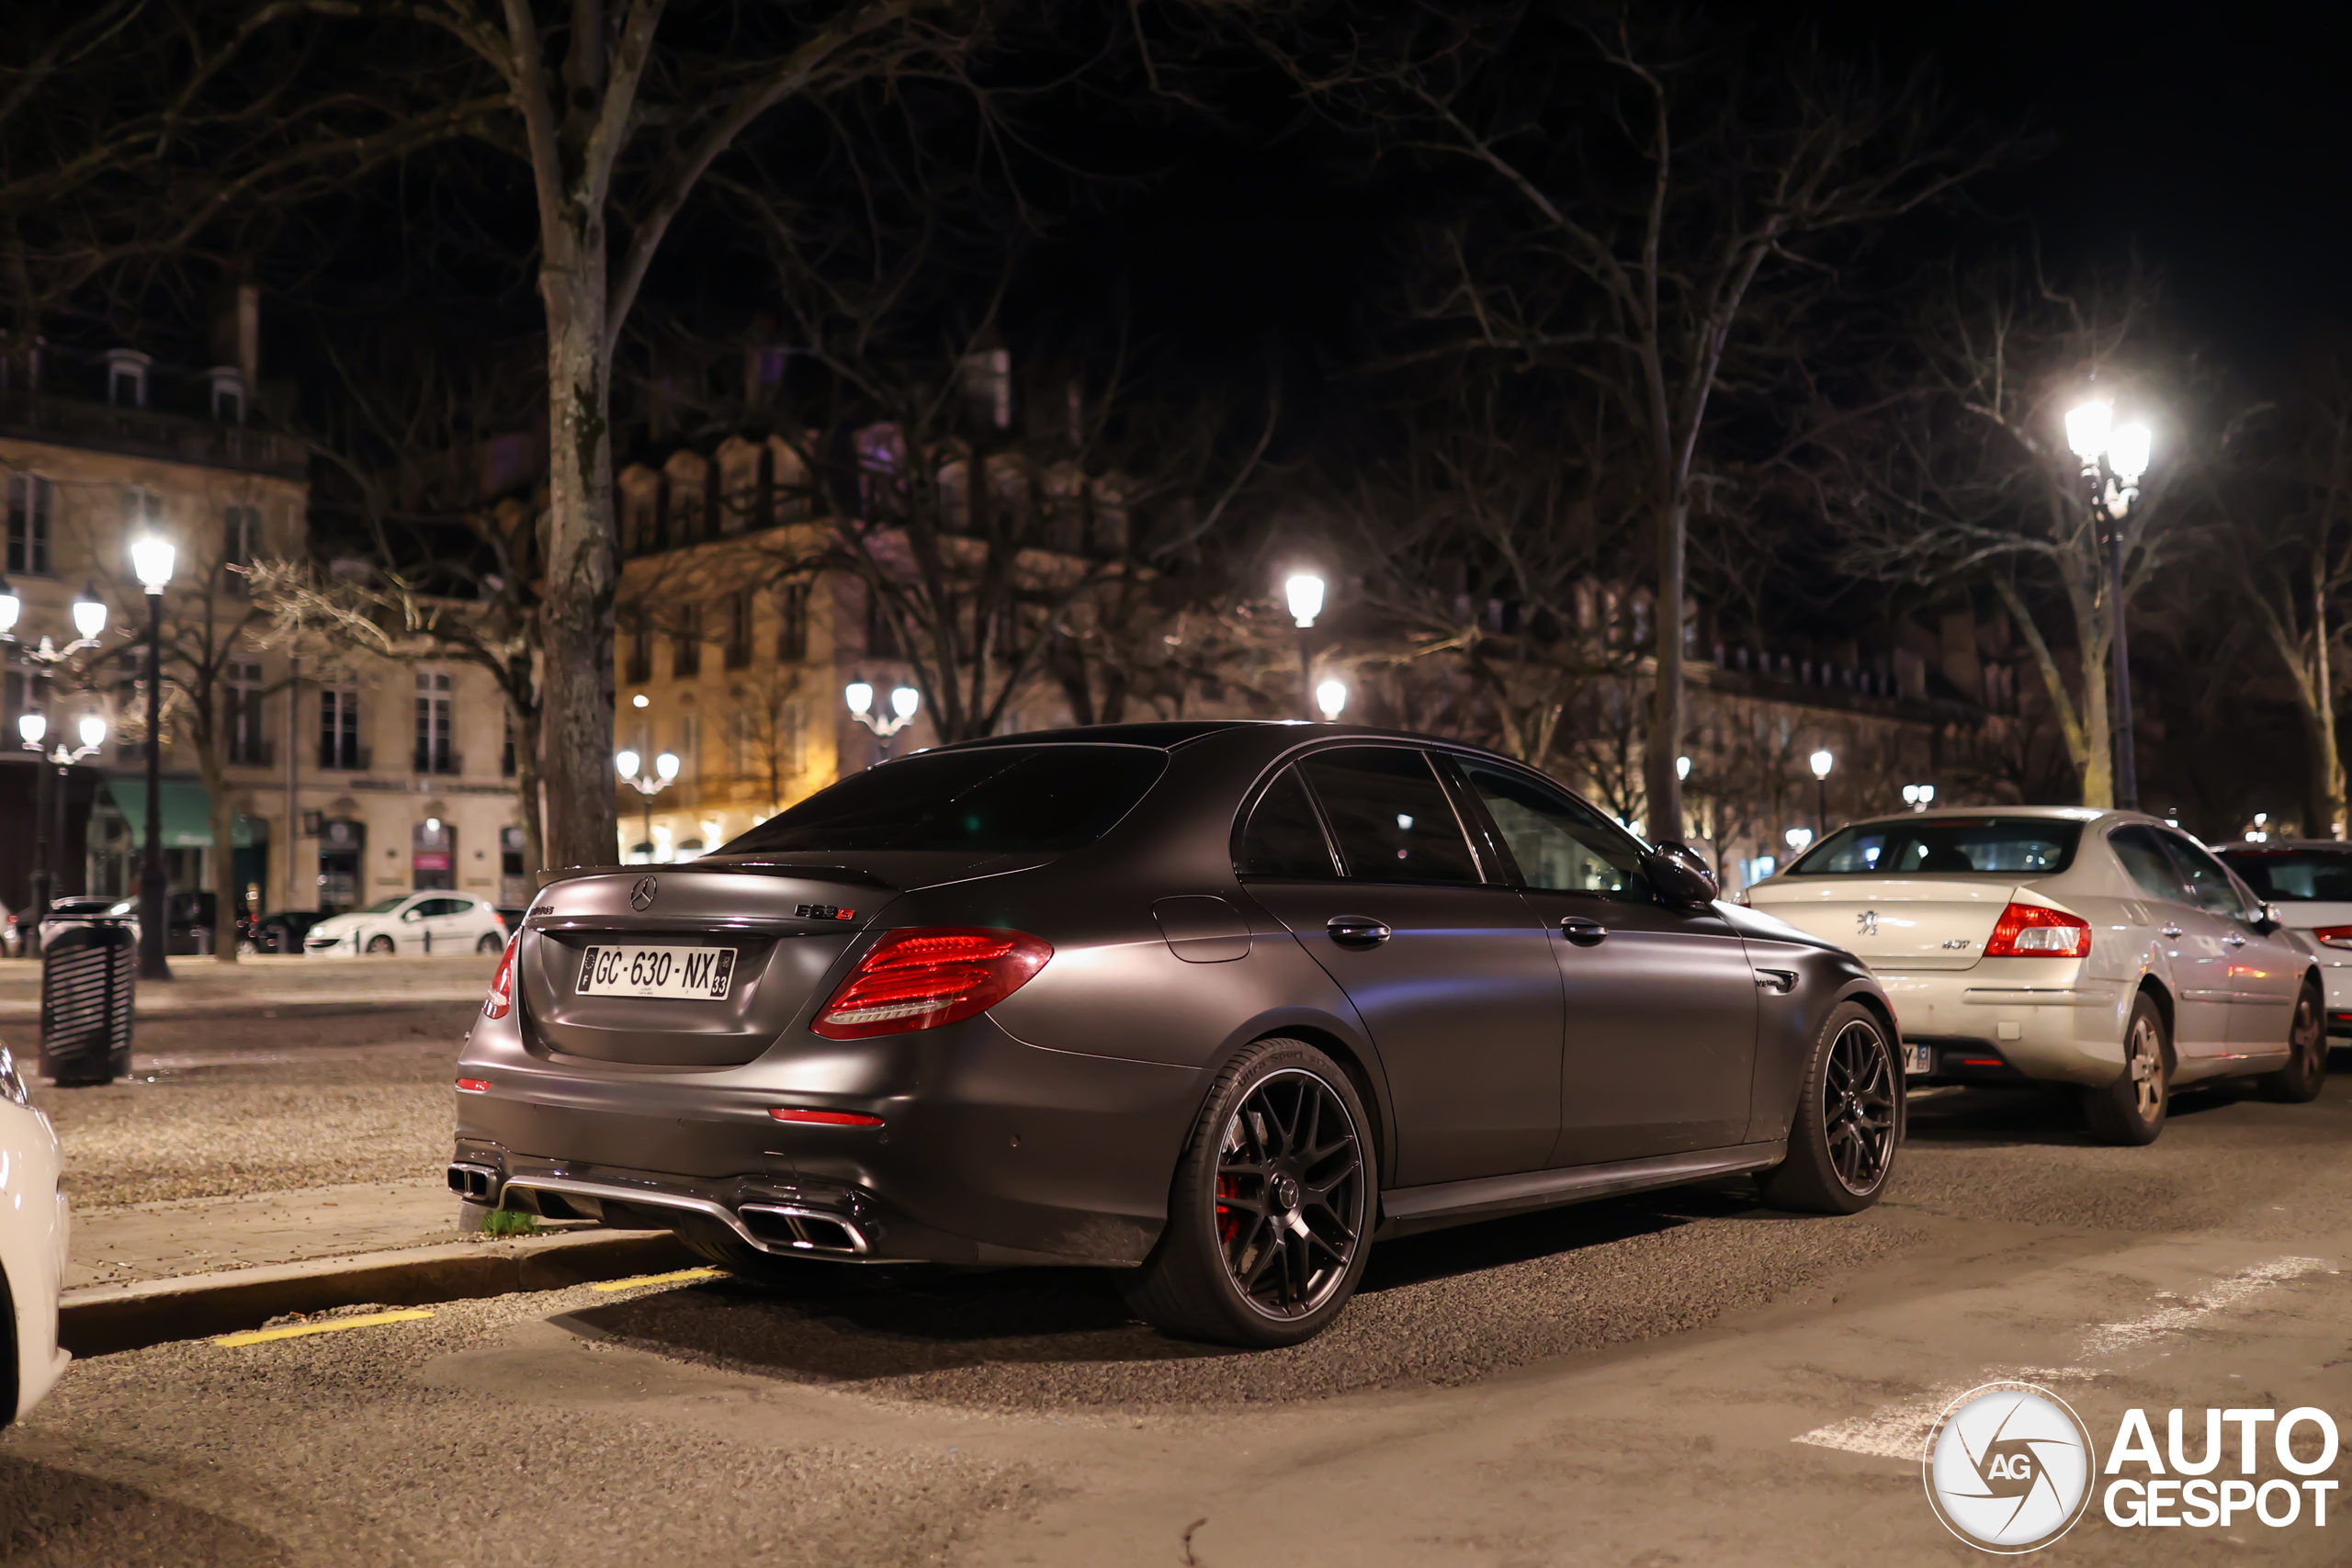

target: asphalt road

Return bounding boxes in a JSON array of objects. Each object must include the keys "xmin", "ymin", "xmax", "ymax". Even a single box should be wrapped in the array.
[{"xmin": 5, "ymin": 1056, "xmax": 2350, "ymax": 1567}]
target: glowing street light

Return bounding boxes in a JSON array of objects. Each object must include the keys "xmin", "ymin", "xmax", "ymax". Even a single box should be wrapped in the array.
[
  {"xmin": 130, "ymin": 532, "xmax": 174, "ymax": 980},
  {"xmin": 1901, "ymin": 783, "xmax": 1938, "ymax": 813},
  {"xmin": 1285, "ymin": 571, "xmax": 1328, "ymax": 721},
  {"xmin": 617, "ymin": 749, "xmax": 682, "ymax": 863},
  {"xmin": 2067, "ymin": 394, "xmax": 2157, "ymax": 811},
  {"xmin": 1315, "ymin": 679, "xmax": 1348, "ymax": 718},
  {"xmin": 17, "ymin": 710, "xmax": 107, "ymax": 956},
  {"xmin": 1784, "ymin": 827, "xmax": 1815, "ymax": 853},
  {"xmin": 1809, "ymin": 748, "xmax": 1834, "ymax": 837},
  {"xmin": 845, "ymin": 681, "xmax": 921, "ymax": 740}
]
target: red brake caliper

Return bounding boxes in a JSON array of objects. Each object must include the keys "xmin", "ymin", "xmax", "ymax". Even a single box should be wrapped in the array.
[{"xmin": 1216, "ymin": 1175, "xmax": 1239, "ymax": 1244}]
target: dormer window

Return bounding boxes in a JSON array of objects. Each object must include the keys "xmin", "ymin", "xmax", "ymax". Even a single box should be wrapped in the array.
[
  {"xmin": 106, "ymin": 348, "xmax": 151, "ymax": 409},
  {"xmin": 208, "ymin": 367, "xmax": 246, "ymax": 424}
]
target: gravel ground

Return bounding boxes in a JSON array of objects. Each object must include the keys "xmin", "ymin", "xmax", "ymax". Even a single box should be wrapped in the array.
[{"xmin": 30, "ymin": 1010, "xmax": 469, "ymax": 1210}]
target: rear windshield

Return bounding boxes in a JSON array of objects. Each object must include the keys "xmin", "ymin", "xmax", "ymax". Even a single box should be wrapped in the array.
[
  {"xmin": 715, "ymin": 745, "xmax": 1168, "ymax": 856},
  {"xmin": 2216, "ymin": 849, "xmax": 2352, "ymax": 903},
  {"xmin": 1787, "ymin": 818, "xmax": 2083, "ymax": 876}
]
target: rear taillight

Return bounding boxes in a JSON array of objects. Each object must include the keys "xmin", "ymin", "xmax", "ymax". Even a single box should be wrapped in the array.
[
  {"xmin": 1983, "ymin": 902, "xmax": 2092, "ymax": 958},
  {"xmin": 456, "ymin": 1077, "xmax": 491, "ymax": 1093},
  {"xmin": 2311, "ymin": 925, "xmax": 2352, "ymax": 951},
  {"xmin": 811, "ymin": 927, "xmax": 1052, "ymax": 1040},
  {"xmin": 769, "ymin": 1107, "xmax": 885, "ymax": 1127},
  {"xmin": 481, "ymin": 932, "xmax": 521, "ymax": 1019}
]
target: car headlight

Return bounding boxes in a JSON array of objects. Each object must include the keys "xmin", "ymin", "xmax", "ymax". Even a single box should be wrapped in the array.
[{"xmin": 0, "ymin": 1044, "xmax": 30, "ymax": 1107}]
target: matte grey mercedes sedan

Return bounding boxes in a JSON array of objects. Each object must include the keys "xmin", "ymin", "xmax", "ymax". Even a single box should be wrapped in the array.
[{"xmin": 452, "ymin": 722, "xmax": 1902, "ymax": 1346}]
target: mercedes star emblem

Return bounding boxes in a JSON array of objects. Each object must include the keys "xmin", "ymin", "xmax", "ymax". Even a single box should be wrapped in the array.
[{"xmin": 629, "ymin": 875, "xmax": 659, "ymax": 911}]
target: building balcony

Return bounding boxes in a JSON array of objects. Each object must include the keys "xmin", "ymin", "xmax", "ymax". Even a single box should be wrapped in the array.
[{"xmin": 0, "ymin": 389, "xmax": 307, "ymax": 479}]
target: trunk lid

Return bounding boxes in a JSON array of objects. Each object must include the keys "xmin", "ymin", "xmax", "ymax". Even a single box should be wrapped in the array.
[{"xmin": 1746, "ymin": 875, "xmax": 2020, "ymax": 971}]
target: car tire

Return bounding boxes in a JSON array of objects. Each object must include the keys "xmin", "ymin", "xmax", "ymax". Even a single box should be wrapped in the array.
[
  {"xmin": 367, "ymin": 934, "xmax": 396, "ymax": 954},
  {"xmin": 2258, "ymin": 980, "xmax": 2327, "ymax": 1103},
  {"xmin": 1758, "ymin": 1000, "xmax": 1903, "ymax": 1214},
  {"xmin": 476, "ymin": 931, "xmax": 504, "ymax": 954},
  {"xmin": 2082, "ymin": 992, "xmax": 2169, "ymax": 1145},
  {"xmin": 1118, "ymin": 1037, "xmax": 1375, "ymax": 1348}
]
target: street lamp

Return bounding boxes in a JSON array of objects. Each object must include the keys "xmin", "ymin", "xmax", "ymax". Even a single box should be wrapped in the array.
[
  {"xmin": 1677, "ymin": 755, "xmax": 1692, "ymax": 781},
  {"xmin": 1809, "ymin": 748, "xmax": 1834, "ymax": 836},
  {"xmin": 616, "ymin": 749, "xmax": 680, "ymax": 863},
  {"xmin": 1285, "ymin": 571, "xmax": 1326, "ymax": 721},
  {"xmin": 1, "ymin": 576, "xmax": 113, "ymax": 952},
  {"xmin": 844, "ymin": 682, "xmax": 921, "ymax": 755},
  {"xmin": 1784, "ymin": 827, "xmax": 1815, "ymax": 854},
  {"xmin": 131, "ymin": 535, "xmax": 175, "ymax": 981},
  {"xmin": 1314, "ymin": 678, "xmax": 1347, "ymax": 719},
  {"xmin": 17, "ymin": 713, "xmax": 108, "ymax": 956},
  {"xmin": 2066, "ymin": 396, "xmax": 2154, "ymax": 811},
  {"xmin": 1901, "ymin": 783, "xmax": 1937, "ymax": 813}
]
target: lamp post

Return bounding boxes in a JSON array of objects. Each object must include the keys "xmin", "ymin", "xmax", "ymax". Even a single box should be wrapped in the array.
[
  {"xmin": 2064, "ymin": 398, "xmax": 2154, "ymax": 811},
  {"xmin": 844, "ymin": 682, "xmax": 921, "ymax": 759},
  {"xmin": 130, "ymin": 536, "xmax": 175, "ymax": 981},
  {"xmin": 17, "ymin": 714, "xmax": 108, "ymax": 956},
  {"xmin": 1, "ymin": 578, "xmax": 110, "ymax": 951},
  {"xmin": 1809, "ymin": 748, "xmax": 1834, "ymax": 836},
  {"xmin": 616, "ymin": 749, "xmax": 680, "ymax": 862},
  {"xmin": 1285, "ymin": 572, "xmax": 1326, "ymax": 721}
]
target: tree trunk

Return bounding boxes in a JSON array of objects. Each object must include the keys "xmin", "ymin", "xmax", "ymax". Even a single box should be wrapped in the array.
[
  {"xmin": 198, "ymin": 732, "xmax": 241, "ymax": 962},
  {"xmin": 2313, "ymin": 577, "xmax": 2346, "ymax": 838},
  {"xmin": 512, "ymin": 700, "xmax": 545, "ymax": 874},
  {"xmin": 1644, "ymin": 499, "xmax": 1685, "ymax": 839},
  {"xmin": 537, "ymin": 283, "xmax": 619, "ymax": 870}
]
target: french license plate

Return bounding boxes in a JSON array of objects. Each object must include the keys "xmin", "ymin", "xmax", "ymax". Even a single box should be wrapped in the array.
[
  {"xmin": 576, "ymin": 944, "xmax": 736, "ymax": 1000},
  {"xmin": 1905, "ymin": 1043, "xmax": 1933, "ymax": 1076}
]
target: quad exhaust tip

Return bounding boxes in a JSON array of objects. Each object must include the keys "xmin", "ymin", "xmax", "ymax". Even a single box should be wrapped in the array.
[{"xmin": 447, "ymin": 1162, "xmax": 500, "ymax": 1201}]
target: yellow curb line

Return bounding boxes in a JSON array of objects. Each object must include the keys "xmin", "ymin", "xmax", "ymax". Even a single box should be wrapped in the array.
[
  {"xmin": 589, "ymin": 1267, "xmax": 723, "ymax": 1293},
  {"xmin": 214, "ymin": 1308, "xmax": 436, "ymax": 1348}
]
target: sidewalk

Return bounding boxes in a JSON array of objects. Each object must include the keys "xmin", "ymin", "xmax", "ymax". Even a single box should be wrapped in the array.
[{"xmin": 0, "ymin": 952, "xmax": 498, "ymax": 1021}]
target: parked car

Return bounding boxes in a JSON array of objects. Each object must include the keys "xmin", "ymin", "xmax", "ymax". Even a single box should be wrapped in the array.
[
  {"xmin": 306, "ymin": 892, "xmax": 508, "ymax": 955},
  {"xmin": 250, "ymin": 909, "xmax": 330, "ymax": 954},
  {"xmin": 1, "ymin": 898, "xmax": 19, "ymax": 958},
  {"xmin": 37, "ymin": 896, "xmax": 139, "ymax": 953},
  {"xmin": 2213, "ymin": 840, "xmax": 2352, "ymax": 1038},
  {"xmin": 1747, "ymin": 807, "xmax": 2326, "ymax": 1145},
  {"xmin": 453, "ymin": 722, "xmax": 1902, "ymax": 1348},
  {"xmin": 0, "ymin": 1040, "xmax": 70, "ymax": 1426}
]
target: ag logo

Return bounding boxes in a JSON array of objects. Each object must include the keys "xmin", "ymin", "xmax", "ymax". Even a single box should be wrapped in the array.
[
  {"xmin": 1924, "ymin": 1382, "xmax": 2096, "ymax": 1553},
  {"xmin": 628, "ymin": 875, "xmax": 659, "ymax": 911}
]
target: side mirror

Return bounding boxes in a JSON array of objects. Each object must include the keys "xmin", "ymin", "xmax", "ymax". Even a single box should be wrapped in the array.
[
  {"xmin": 1644, "ymin": 841, "xmax": 1721, "ymax": 908},
  {"xmin": 401, "ymin": 907, "xmax": 421, "ymax": 922},
  {"xmin": 2257, "ymin": 901, "xmax": 2284, "ymax": 935}
]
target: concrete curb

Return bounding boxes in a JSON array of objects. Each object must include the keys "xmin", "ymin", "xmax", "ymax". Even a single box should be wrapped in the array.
[{"xmin": 60, "ymin": 1228, "xmax": 697, "ymax": 1357}]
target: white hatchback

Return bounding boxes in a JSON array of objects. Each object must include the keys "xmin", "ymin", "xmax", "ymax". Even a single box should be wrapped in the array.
[
  {"xmin": 1747, "ymin": 807, "xmax": 2326, "ymax": 1144},
  {"xmin": 0, "ymin": 1043, "xmax": 71, "ymax": 1425},
  {"xmin": 2213, "ymin": 840, "xmax": 2352, "ymax": 1034},
  {"xmin": 303, "ymin": 891, "xmax": 509, "ymax": 956}
]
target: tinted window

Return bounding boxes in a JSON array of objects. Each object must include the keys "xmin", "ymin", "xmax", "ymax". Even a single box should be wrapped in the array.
[
  {"xmin": 718, "ymin": 745, "xmax": 1167, "ymax": 855},
  {"xmin": 1236, "ymin": 767, "xmax": 1338, "ymax": 878},
  {"xmin": 1791, "ymin": 818, "xmax": 2082, "ymax": 876},
  {"xmin": 1297, "ymin": 747, "xmax": 1481, "ymax": 885},
  {"xmin": 2216, "ymin": 849, "xmax": 2352, "ymax": 903},
  {"xmin": 2158, "ymin": 832, "xmax": 2257, "ymax": 919},
  {"xmin": 1458, "ymin": 761, "xmax": 1643, "ymax": 896},
  {"xmin": 2109, "ymin": 826, "xmax": 2188, "ymax": 903}
]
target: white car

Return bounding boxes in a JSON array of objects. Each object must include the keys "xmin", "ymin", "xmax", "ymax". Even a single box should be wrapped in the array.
[
  {"xmin": 2213, "ymin": 840, "xmax": 2352, "ymax": 1036},
  {"xmin": 1747, "ymin": 807, "xmax": 2325, "ymax": 1145},
  {"xmin": 303, "ymin": 891, "xmax": 509, "ymax": 956},
  {"xmin": 1, "ymin": 1043, "xmax": 70, "ymax": 1426}
]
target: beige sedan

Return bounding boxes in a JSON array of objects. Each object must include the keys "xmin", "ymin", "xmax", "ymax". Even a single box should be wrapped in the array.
[{"xmin": 1747, "ymin": 807, "xmax": 2325, "ymax": 1144}]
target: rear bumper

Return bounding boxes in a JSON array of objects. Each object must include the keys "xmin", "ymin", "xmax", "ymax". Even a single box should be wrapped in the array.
[
  {"xmin": 1, "ymin": 1102, "xmax": 69, "ymax": 1425},
  {"xmin": 452, "ymin": 1013, "xmax": 1204, "ymax": 1268},
  {"xmin": 1876, "ymin": 972, "xmax": 2129, "ymax": 1087}
]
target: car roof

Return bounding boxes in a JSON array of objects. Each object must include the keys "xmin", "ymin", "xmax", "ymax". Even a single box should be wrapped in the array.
[
  {"xmin": 2215, "ymin": 840, "xmax": 2352, "ymax": 853},
  {"xmin": 929, "ymin": 721, "xmax": 1260, "ymax": 751}
]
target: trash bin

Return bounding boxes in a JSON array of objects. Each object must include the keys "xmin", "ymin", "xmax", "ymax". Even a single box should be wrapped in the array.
[{"xmin": 40, "ymin": 917, "xmax": 136, "ymax": 1088}]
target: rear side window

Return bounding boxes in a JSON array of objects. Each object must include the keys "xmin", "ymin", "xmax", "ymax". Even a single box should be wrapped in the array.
[
  {"xmin": 2157, "ymin": 832, "xmax": 2259, "ymax": 920},
  {"xmin": 1297, "ymin": 747, "xmax": 1482, "ymax": 886},
  {"xmin": 2109, "ymin": 826, "xmax": 2188, "ymax": 902},
  {"xmin": 1236, "ymin": 767, "xmax": 1339, "ymax": 878},
  {"xmin": 718, "ymin": 745, "xmax": 1167, "ymax": 855},
  {"xmin": 1790, "ymin": 818, "xmax": 2082, "ymax": 876},
  {"xmin": 2217, "ymin": 850, "xmax": 2352, "ymax": 902}
]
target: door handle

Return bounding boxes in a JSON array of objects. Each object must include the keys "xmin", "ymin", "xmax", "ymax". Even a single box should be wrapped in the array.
[
  {"xmin": 2162, "ymin": 924, "xmax": 2183, "ymax": 939},
  {"xmin": 1325, "ymin": 916, "xmax": 1392, "ymax": 945},
  {"xmin": 2225, "ymin": 932, "xmax": 2248, "ymax": 948},
  {"xmin": 1558, "ymin": 917, "xmax": 1608, "ymax": 947}
]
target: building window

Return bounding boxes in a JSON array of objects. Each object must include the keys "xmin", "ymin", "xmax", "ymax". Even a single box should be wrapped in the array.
[
  {"xmin": 502, "ymin": 713, "xmax": 517, "ymax": 777},
  {"xmin": 222, "ymin": 503, "xmax": 261, "ymax": 591},
  {"xmin": 754, "ymin": 446, "xmax": 775, "ymax": 531},
  {"xmin": 209, "ymin": 368, "xmax": 245, "ymax": 423},
  {"xmin": 413, "ymin": 671, "xmax": 455, "ymax": 774},
  {"xmin": 106, "ymin": 349, "xmax": 149, "ymax": 410},
  {"xmin": 626, "ymin": 610, "xmax": 652, "ymax": 683},
  {"xmin": 673, "ymin": 604, "xmax": 701, "ymax": 678},
  {"xmin": 320, "ymin": 687, "xmax": 361, "ymax": 770},
  {"xmin": 122, "ymin": 487, "xmax": 162, "ymax": 532},
  {"xmin": 723, "ymin": 591, "xmax": 752, "ymax": 670},
  {"xmin": 775, "ymin": 581, "xmax": 808, "ymax": 661},
  {"xmin": 675, "ymin": 713, "xmax": 699, "ymax": 779},
  {"xmin": 226, "ymin": 660, "xmax": 267, "ymax": 765},
  {"xmin": 6, "ymin": 473, "xmax": 53, "ymax": 576}
]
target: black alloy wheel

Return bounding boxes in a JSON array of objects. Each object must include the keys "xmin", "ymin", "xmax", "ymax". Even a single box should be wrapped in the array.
[
  {"xmin": 2259, "ymin": 981, "xmax": 2328, "ymax": 1103},
  {"xmin": 1121, "ymin": 1038, "xmax": 1376, "ymax": 1348},
  {"xmin": 1759, "ymin": 1000, "xmax": 1902, "ymax": 1213}
]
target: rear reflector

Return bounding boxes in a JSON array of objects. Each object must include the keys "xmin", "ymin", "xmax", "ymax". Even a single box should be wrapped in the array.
[
  {"xmin": 1983, "ymin": 902, "xmax": 2092, "ymax": 958},
  {"xmin": 455, "ymin": 1077, "xmax": 491, "ymax": 1093},
  {"xmin": 810, "ymin": 927, "xmax": 1052, "ymax": 1040},
  {"xmin": 768, "ymin": 1107, "xmax": 885, "ymax": 1127},
  {"xmin": 2312, "ymin": 925, "xmax": 2352, "ymax": 951}
]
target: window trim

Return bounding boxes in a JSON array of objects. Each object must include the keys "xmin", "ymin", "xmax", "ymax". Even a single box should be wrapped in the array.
[
  {"xmin": 1230, "ymin": 740, "xmax": 1491, "ymax": 887},
  {"xmin": 1442, "ymin": 750, "xmax": 1657, "ymax": 901},
  {"xmin": 1230, "ymin": 761, "xmax": 1344, "ymax": 881}
]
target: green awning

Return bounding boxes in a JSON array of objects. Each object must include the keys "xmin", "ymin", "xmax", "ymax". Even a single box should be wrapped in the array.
[{"xmin": 103, "ymin": 778, "xmax": 262, "ymax": 850}]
